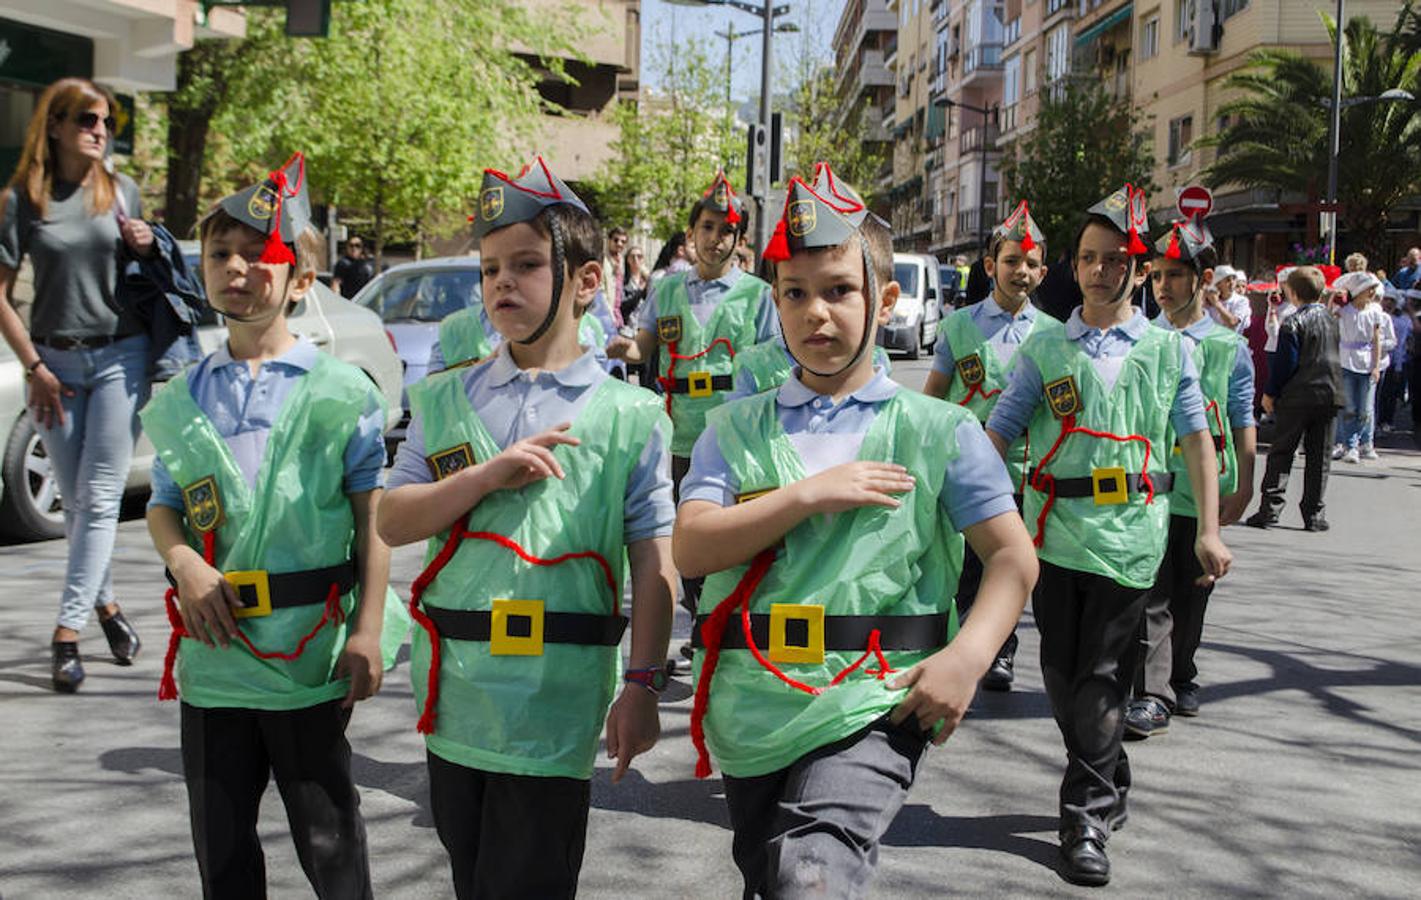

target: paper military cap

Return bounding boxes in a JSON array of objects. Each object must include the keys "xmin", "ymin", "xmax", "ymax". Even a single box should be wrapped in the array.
[
  {"xmin": 995, "ymin": 200, "xmax": 1044, "ymax": 253},
  {"xmin": 214, "ymin": 152, "xmax": 310, "ymax": 266},
  {"xmin": 1154, "ymin": 217, "xmax": 1215, "ymax": 267},
  {"xmin": 472, "ymin": 156, "xmax": 589, "ymax": 239},
  {"xmin": 762, "ymin": 162, "xmax": 872, "ymax": 263},
  {"xmin": 701, "ymin": 169, "xmax": 746, "ymax": 227},
  {"xmin": 1086, "ymin": 183, "xmax": 1151, "ymax": 256}
]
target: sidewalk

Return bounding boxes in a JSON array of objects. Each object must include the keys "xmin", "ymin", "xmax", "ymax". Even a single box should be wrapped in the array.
[{"xmin": 1, "ymin": 442, "xmax": 1417, "ymax": 898}]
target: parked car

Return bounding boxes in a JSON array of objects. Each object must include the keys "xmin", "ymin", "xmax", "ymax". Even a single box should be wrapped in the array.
[
  {"xmin": 352, "ymin": 256, "xmax": 483, "ymax": 447},
  {"xmin": 0, "ymin": 244, "xmax": 403, "ymax": 542},
  {"xmin": 881, "ymin": 253, "xmax": 943, "ymax": 360}
]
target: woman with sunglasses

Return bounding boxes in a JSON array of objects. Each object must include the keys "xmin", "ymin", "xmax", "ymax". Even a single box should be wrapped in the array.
[{"xmin": 0, "ymin": 77, "xmax": 154, "ymax": 692}]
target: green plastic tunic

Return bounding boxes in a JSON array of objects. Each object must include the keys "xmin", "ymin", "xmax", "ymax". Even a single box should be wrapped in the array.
[
  {"xmin": 1163, "ymin": 318, "xmax": 1242, "ymax": 517},
  {"xmin": 691, "ymin": 389, "xmax": 967, "ymax": 778},
  {"xmin": 439, "ymin": 306, "xmax": 493, "ymax": 368},
  {"xmin": 578, "ymin": 309, "xmax": 607, "ymax": 352},
  {"xmin": 940, "ymin": 306, "xmax": 1045, "ymax": 491},
  {"xmin": 408, "ymin": 370, "xmax": 667, "ymax": 779},
  {"xmin": 141, "ymin": 353, "xmax": 409, "ymax": 710},
  {"xmin": 655, "ymin": 272, "xmax": 769, "ymax": 455},
  {"xmin": 732, "ymin": 340, "xmax": 891, "ymax": 395},
  {"xmin": 1020, "ymin": 322, "xmax": 1182, "ymax": 589}
]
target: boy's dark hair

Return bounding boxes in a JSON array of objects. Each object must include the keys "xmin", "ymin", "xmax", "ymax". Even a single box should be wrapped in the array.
[
  {"xmin": 529, "ymin": 203, "xmax": 603, "ymax": 316},
  {"xmin": 768, "ymin": 217, "xmax": 893, "ymax": 291},
  {"xmin": 987, "ymin": 230, "xmax": 1046, "ymax": 263},
  {"xmin": 688, "ymin": 197, "xmax": 749, "ymax": 238},
  {"xmin": 1287, "ymin": 266, "xmax": 1326, "ymax": 303},
  {"xmin": 1070, "ymin": 214, "xmax": 1124, "ymax": 260}
]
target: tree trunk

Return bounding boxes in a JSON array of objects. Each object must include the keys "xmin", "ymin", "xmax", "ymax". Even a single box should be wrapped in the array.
[{"xmin": 164, "ymin": 104, "xmax": 212, "ymax": 239}]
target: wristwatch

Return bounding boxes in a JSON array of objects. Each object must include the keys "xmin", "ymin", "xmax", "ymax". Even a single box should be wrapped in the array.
[{"xmin": 623, "ymin": 665, "xmax": 670, "ymax": 695}]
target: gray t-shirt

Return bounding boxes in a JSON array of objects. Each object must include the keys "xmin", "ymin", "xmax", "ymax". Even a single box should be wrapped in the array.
[{"xmin": 0, "ymin": 173, "xmax": 144, "ymax": 339}]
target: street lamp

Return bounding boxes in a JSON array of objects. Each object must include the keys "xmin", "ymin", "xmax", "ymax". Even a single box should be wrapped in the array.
[
  {"xmin": 668, "ymin": 0, "xmax": 793, "ymax": 259},
  {"xmin": 934, "ymin": 96, "xmax": 997, "ymax": 257},
  {"xmin": 714, "ymin": 22, "xmax": 800, "ymax": 146}
]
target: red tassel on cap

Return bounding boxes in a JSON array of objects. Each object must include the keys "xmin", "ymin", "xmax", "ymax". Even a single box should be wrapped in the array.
[
  {"xmin": 257, "ymin": 155, "xmax": 302, "ymax": 266},
  {"xmin": 1165, "ymin": 226, "xmax": 1182, "ymax": 260},
  {"xmin": 1021, "ymin": 230, "xmax": 1036, "ymax": 253},
  {"xmin": 1128, "ymin": 226, "xmax": 1149, "ymax": 256},
  {"xmin": 725, "ymin": 204, "xmax": 741, "ymax": 226},
  {"xmin": 763, "ymin": 218, "xmax": 791, "ymax": 263}
]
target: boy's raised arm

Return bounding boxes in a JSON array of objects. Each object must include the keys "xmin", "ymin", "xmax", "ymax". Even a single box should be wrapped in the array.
[{"xmin": 605, "ymin": 536, "xmax": 676, "ymax": 783}]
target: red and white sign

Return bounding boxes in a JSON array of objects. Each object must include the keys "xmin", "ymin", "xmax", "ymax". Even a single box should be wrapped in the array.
[{"xmin": 1177, "ymin": 185, "xmax": 1213, "ymax": 221}]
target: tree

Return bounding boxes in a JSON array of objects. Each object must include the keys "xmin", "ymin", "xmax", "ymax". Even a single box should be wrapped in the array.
[
  {"xmin": 590, "ymin": 38, "xmax": 743, "ymax": 240},
  {"xmin": 1198, "ymin": 10, "xmax": 1421, "ymax": 263},
  {"xmin": 997, "ymin": 79, "xmax": 1155, "ymax": 260},
  {"xmin": 784, "ymin": 65, "xmax": 887, "ymax": 205}
]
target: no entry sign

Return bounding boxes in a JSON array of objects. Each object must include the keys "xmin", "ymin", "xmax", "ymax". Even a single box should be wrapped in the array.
[{"xmin": 1178, "ymin": 185, "xmax": 1213, "ymax": 221}]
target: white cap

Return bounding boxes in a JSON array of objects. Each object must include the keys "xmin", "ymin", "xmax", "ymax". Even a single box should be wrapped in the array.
[
  {"xmin": 1213, "ymin": 264, "xmax": 1241, "ymax": 283},
  {"xmin": 1333, "ymin": 271, "xmax": 1383, "ymax": 299}
]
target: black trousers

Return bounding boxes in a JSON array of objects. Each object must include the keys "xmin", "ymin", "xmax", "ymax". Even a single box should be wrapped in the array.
[
  {"xmin": 955, "ymin": 493, "xmax": 1024, "ymax": 661},
  {"xmin": 1033, "ymin": 561, "xmax": 1148, "ymax": 836},
  {"xmin": 672, "ymin": 454, "xmax": 703, "ymax": 615},
  {"xmin": 427, "ymin": 751, "xmax": 591, "ymax": 900},
  {"xmin": 1258, "ymin": 401, "xmax": 1336, "ymax": 521},
  {"xmin": 180, "ymin": 700, "xmax": 371, "ymax": 900},
  {"xmin": 1377, "ymin": 365, "xmax": 1406, "ymax": 426},
  {"xmin": 1135, "ymin": 515, "xmax": 1215, "ymax": 707}
]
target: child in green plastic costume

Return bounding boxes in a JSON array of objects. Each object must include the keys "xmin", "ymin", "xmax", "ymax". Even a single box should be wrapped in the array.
[
  {"xmin": 677, "ymin": 162, "xmax": 1038, "ymax": 898},
  {"xmin": 377, "ymin": 156, "xmax": 677, "ymax": 899},
  {"xmin": 985, "ymin": 185, "xmax": 1233, "ymax": 888},
  {"xmin": 144, "ymin": 152, "xmax": 403, "ymax": 899}
]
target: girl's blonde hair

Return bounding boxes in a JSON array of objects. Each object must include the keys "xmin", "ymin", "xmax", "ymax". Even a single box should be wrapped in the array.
[{"xmin": 4, "ymin": 78, "xmax": 118, "ymax": 218}]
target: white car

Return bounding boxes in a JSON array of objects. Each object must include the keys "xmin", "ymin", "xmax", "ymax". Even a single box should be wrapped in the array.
[
  {"xmin": 0, "ymin": 257, "xmax": 403, "ymax": 542},
  {"xmin": 881, "ymin": 253, "xmax": 944, "ymax": 360}
]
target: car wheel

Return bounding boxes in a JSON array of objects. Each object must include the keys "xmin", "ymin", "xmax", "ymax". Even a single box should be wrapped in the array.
[{"xmin": 0, "ymin": 415, "xmax": 65, "ymax": 541}]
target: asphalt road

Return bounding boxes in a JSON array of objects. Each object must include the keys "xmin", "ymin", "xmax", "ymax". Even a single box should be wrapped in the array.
[{"xmin": 2, "ymin": 355, "xmax": 1418, "ymax": 898}]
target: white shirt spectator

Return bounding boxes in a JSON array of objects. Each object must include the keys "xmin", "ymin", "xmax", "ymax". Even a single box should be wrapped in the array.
[{"xmin": 1337, "ymin": 303, "xmax": 1395, "ymax": 374}]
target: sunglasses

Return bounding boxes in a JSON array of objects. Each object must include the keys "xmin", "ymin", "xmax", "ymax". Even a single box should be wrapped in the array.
[{"xmin": 71, "ymin": 111, "xmax": 117, "ymax": 132}]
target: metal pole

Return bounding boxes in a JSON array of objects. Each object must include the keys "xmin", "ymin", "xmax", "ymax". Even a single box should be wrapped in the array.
[
  {"xmin": 755, "ymin": 1, "xmax": 774, "ymax": 260},
  {"xmin": 724, "ymin": 30, "xmax": 734, "ymax": 147},
  {"xmin": 1325, "ymin": 0, "xmax": 1344, "ymax": 265},
  {"xmin": 976, "ymin": 109, "xmax": 987, "ymax": 257}
]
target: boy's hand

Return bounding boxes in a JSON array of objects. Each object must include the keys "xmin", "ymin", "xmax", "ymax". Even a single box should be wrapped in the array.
[
  {"xmin": 605, "ymin": 684, "xmax": 660, "ymax": 783},
  {"xmin": 1261, "ymin": 394, "xmax": 1275, "ymax": 415},
  {"xmin": 481, "ymin": 423, "xmax": 581, "ymax": 492},
  {"xmin": 792, "ymin": 461, "xmax": 915, "ymax": 515},
  {"xmin": 605, "ymin": 336, "xmax": 634, "ymax": 360},
  {"xmin": 1219, "ymin": 489, "xmax": 1252, "ymax": 527},
  {"xmin": 887, "ymin": 646, "xmax": 978, "ymax": 745},
  {"xmin": 173, "ymin": 557, "xmax": 241, "ymax": 648},
  {"xmin": 336, "ymin": 630, "xmax": 383, "ymax": 708},
  {"xmin": 1194, "ymin": 532, "xmax": 1232, "ymax": 586}
]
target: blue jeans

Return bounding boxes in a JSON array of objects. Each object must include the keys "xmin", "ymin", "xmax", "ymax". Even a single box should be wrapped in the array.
[
  {"xmin": 1336, "ymin": 369, "xmax": 1376, "ymax": 450},
  {"xmin": 34, "ymin": 335, "xmax": 149, "ymax": 631}
]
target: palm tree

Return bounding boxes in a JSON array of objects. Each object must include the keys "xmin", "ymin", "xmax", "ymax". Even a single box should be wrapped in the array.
[{"xmin": 1198, "ymin": 9, "xmax": 1421, "ymax": 262}]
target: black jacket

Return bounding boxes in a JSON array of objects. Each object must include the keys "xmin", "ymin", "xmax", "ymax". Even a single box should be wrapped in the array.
[
  {"xmin": 119, "ymin": 223, "xmax": 205, "ymax": 379},
  {"xmin": 1271, "ymin": 302, "xmax": 1343, "ymax": 408}
]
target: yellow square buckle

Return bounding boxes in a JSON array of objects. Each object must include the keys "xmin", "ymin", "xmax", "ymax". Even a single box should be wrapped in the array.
[
  {"xmin": 687, "ymin": 371, "xmax": 714, "ymax": 398},
  {"xmin": 489, "ymin": 599, "xmax": 545, "ymax": 656},
  {"xmin": 768, "ymin": 603, "xmax": 825, "ymax": 665},
  {"xmin": 224, "ymin": 570, "xmax": 272, "ymax": 619},
  {"xmin": 1092, "ymin": 466, "xmax": 1130, "ymax": 506}
]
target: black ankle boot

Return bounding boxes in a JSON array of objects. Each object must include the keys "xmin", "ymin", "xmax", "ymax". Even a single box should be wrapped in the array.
[
  {"xmin": 52, "ymin": 641, "xmax": 84, "ymax": 693},
  {"xmin": 100, "ymin": 610, "xmax": 141, "ymax": 665}
]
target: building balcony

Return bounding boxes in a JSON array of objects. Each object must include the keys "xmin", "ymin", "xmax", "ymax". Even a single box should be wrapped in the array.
[
  {"xmin": 963, "ymin": 44, "xmax": 1004, "ymax": 79},
  {"xmin": 1045, "ymin": 0, "xmax": 1075, "ymax": 18},
  {"xmin": 999, "ymin": 103, "xmax": 1018, "ymax": 134},
  {"xmin": 1004, "ymin": 17, "xmax": 1022, "ymax": 48},
  {"xmin": 960, "ymin": 123, "xmax": 1001, "ymax": 155}
]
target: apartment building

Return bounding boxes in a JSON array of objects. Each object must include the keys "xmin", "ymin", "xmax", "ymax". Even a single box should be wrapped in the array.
[
  {"xmin": 886, "ymin": 0, "xmax": 940, "ymax": 251},
  {"xmin": 832, "ymin": 0, "xmax": 897, "ymax": 216}
]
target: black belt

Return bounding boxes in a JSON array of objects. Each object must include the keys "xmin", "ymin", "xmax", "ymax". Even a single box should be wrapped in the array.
[
  {"xmin": 1027, "ymin": 468, "xmax": 1174, "ymax": 498},
  {"xmin": 423, "ymin": 604, "xmax": 627, "ymax": 646},
  {"xmin": 165, "ymin": 560, "xmax": 358, "ymax": 613},
  {"xmin": 691, "ymin": 612, "xmax": 949, "ymax": 650},
  {"xmin": 33, "ymin": 334, "xmax": 135, "ymax": 351},
  {"xmin": 666, "ymin": 374, "xmax": 733, "ymax": 394},
  {"xmin": 1175, "ymin": 435, "xmax": 1226, "ymax": 452}
]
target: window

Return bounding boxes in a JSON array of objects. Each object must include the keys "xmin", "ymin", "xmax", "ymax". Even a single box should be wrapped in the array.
[
  {"xmin": 1004, "ymin": 54, "xmax": 1022, "ymax": 106},
  {"xmin": 1046, "ymin": 25, "xmax": 1069, "ymax": 82},
  {"xmin": 1175, "ymin": 0, "xmax": 1193, "ymax": 44},
  {"xmin": 1168, "ymin": 114, "xmax": 1194, "ymax": 166},
  {"xmin": 1222, "ymin": 0, "xmax": 1249, "ymax": 19},
  {"xmin": 1140, "ymin": 14, "xmax": 1160, "ymax": 60},
  {"xmin": 1025, "ymin": 48, "xmax": 1038, "ymax": 92}
]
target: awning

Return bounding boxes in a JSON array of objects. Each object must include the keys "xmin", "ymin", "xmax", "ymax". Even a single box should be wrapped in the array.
[{"xmin": 1073, "ymin": 3, "xmax": 1132, "ymax": 46}]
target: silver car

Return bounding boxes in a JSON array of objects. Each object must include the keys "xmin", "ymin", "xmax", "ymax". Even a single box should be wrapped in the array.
[{"xmin": 0, "ymin": 251, "xmax": 403, "ymax": 542}]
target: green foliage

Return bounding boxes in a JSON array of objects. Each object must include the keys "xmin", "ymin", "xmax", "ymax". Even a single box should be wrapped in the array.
[
  {"xmin": 590, "ymin": 39, "xmax": 743, "ymax": 240},
  {"xmin": 997, "ymin": 79, "xmax": 1155, "ymax": 259},
  {"xmin": 785, "ymin": 66, "xmax": 887, "ymax": 204},
  {"xmin": 1199, "ymin": 9, "xmax": 1421, "ymax": 262}
]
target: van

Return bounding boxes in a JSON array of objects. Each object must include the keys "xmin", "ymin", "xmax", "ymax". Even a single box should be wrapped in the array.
[{"xmin": 881, "ymin": 253, "xmax": 943, "ymax": 359}]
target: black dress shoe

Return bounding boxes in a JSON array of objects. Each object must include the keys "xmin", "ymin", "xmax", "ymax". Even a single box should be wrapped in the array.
[
  {"xmin": 1174, "ymin": 684, "xmax": 1201, "ymax": 717},
  {"xmin": 1058, "ymin": 825, "xmax": 1110, "ymax": 887},
  {"xmin": 1244, "ymin": 511, "xmax": 1276, "ymax": 529},
  {"xmin": 99, "ymin": 610, "xmax": 141, "ymax": 666},
  {"xmin": 980, "ymin": 655, "xmax": 1014, "ymax": 692},
  {"xmin": 1124, "ymin": 697, "xmax": 1170, "ymax": 740},
  {"xmin": 52, "ymin": 642, "xmax": 84, "ymax": 693},
  {"xmin": 1303, "ymin": 516, "xmax": 1330, "ymax": 532}
]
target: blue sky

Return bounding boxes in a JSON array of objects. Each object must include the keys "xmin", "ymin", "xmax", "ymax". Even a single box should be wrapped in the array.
[{"xmin": 639, "ymin": 0, "xmax": 847, "ymax": 100}]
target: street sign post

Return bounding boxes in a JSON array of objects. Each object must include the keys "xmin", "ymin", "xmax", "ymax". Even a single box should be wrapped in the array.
[{"xmin": 1177, "ymin": 185, "xmax": 1213, "ymax": 221}]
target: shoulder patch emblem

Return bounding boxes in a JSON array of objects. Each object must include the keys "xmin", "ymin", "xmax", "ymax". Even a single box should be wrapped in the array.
[
  {"xmin": 956, "ymin": 353, "xmax": 985, "ymax": 386},
  {"xmin": 1045, "ymin": 375, "xmax": 1082, "ymax": 419},
  {"xmin": 182, "ymin": 476, "xmax": 225, "ymax": 533},
  {"xmin": 427, "ymin": 443, "xmax": 476, "ymax": 481},
  {"xmin": 657, "ymin": 315, "xmax": 682, "ymax": 343}
]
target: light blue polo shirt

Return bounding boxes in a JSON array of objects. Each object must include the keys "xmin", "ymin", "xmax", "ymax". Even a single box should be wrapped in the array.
[
  {"xmin": 1154, "ymin": 314, "xmax": 1256, "ymax": 430},
  {"xmin": 931, "ymin": 294, "xmax": 1041, "ymax": 376},
  {"xmin": 149, "ymin": 337, "xmax": 387, "ymax": 509},
  {"xmin": 388, "ymin": 342, "xmax": 675, "ymax": 542},
  {"xmin": 987, "ymin": 307, "xmax": 1209, "ymax": 442},
  {"xmin": 681, "ymin": 368, "xmax": 1017, "ymax": 533}
]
